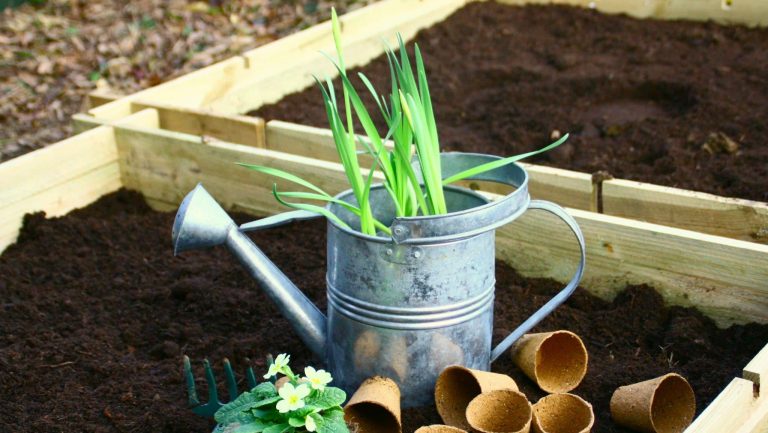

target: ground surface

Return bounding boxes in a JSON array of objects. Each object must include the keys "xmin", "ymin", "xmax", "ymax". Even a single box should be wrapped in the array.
[
  {"xmin": 254, "ymin": 2, "xmax": 768, "ymax": 202},
  {"xmin": 0, "ymin": 190, "xmax": 766, "ymax": 433},
  {"xmin": 0, "ymin": 0, "xmax": 372, "ymax": 161}
]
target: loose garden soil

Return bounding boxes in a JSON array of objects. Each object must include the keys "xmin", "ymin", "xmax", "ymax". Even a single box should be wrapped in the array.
[
  {"xmin": 252, "ymin": 2, "xmax": 768, "ymax": 202},
  {"xmin": 1, "ymin": 190, "xmax": 767, "ymax": 433}
]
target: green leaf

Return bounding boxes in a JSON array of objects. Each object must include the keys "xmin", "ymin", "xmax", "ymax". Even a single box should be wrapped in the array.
[
  {"xmin": 252, "ymin": 407, "xmax": 281, "ymax": 420},
  {"xmin": 288, "ymin": 417, "xmax": 306, "ymax": 428},
  {"xmin": 252, "ymin": 395, "xmax": 282, "ymax": 409},
  {"xmin": 215, "ymin": 383, "xmax": 278, "ymax": 424},
  {"xmin": 237, "ymin": 163, "xmax": 332, "ymax": 197},
  {"xmin": 315, "ymin": 409, "xmax": 349, "ymax": 433},
  {"xmin": 305, "ymin": 387, "xmax": 346, "ymax": 410},
  {"xmin": 330, "ymin": 8, "xmax": 345, "ymax": 74},
  {"xmin": 233, "ymin": 419, "xmax": 271, "ymax": 433},
  {"xmin": 308, "ymin": 412, "xmax": 324, "ymax": 430},
  {"xmin": 263, "ymin": 423, "xmax": 291, "ymax": 433},
  {"xmin": 442, "ymin": 134, "xmax": 570, "ymax": 185},
  {"xmin": 272, "ymin": 185, "xmax": 352, "ymax": 231}
]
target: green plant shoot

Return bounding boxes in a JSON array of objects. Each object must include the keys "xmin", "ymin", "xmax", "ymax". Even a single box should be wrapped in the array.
[{"xmin": 240, "ymin": 8, "xmax": 567, "ymax": 235}]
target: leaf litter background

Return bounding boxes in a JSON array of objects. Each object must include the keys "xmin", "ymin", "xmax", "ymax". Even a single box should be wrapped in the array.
[{"xmin": 0, "ymin": 0, "xmax": 374, "ymax": 162}]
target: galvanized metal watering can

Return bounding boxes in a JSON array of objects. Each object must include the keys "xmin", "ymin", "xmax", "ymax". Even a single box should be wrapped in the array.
[{"xmin": 172, "ymin": 153, "xmax": 585, "ymax": 407}]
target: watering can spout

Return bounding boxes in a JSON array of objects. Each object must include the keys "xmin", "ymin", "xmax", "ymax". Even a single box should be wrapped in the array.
[{"xmin": 172, "ymin": 184, "xmax": 327, "ymax": 358}]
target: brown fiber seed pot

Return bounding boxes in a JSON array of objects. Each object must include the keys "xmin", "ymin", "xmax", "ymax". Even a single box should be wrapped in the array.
[
  {"xmin": 532, "ymin": 393, "xmax": 594, "ymax": 433},
  {"xmin": 466, "ymin": 389, "xmax": 532, "ymax": 433},
  {"xmin": 510, "ymin": 331, "xmax": 588, "ymax": 393},
  {"xmin": 344, "ymin": 376, "xmax": 402, "ymax": 433},
  {"xmin": 415, "ymin": 425, "xmax": 468, "ymax": 433},
  {"xmin": 610, "ymin": 373, "xmax": 696, "ymax": 433},
  {"xmin": 435, "ymin": 366, "xmax": 519, "ymax": 430}
]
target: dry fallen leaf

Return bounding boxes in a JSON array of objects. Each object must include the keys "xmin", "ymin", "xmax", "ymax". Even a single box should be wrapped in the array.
[{"xmin": 0, "ymin": 0, "xmax": 375, "ymax": 162}]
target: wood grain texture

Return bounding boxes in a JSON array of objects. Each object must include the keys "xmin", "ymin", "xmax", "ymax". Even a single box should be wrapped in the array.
[
  {"xmin": 131, "ymin": 101, "xmax": 265, "ymax": 147},
  {"xmin": 602, "ymin": 179, "xmax": 768, "ymax": 243},
  {"xmin": 75, "ymin": 104, "xmax": 264, "ymax": 147}
]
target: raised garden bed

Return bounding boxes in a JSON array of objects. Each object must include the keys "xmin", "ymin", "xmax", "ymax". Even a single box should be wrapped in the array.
[
  {"xmin": 1, "ymin": 109, "xmax": 767, "ymax": 432},
  {"xmin": 1, "ymin": 188, "xmax": 766, "ymax": 433},
  {"xmin": 73, "ymin": 0, "xmax": 768, "ymax": 243},
  {"xmin": 3, "ymin": 1, "xmax": 768, "ymax": 431}
]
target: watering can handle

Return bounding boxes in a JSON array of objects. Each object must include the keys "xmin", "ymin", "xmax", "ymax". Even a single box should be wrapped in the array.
[{"xmin": 490, "ymin": 199, "xmax": 586, "ymax": 363}]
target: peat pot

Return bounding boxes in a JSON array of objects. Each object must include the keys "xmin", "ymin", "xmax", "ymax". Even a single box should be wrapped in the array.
[{"xmin": 172, "ymin": 153, "xmax": 586, "ymax": 407}]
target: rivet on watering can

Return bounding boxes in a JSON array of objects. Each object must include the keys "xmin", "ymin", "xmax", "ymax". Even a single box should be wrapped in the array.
[
  {"xmin": 412, "ymin": 249, "xmax": 422, "ymax": 259},
  {"xmin": 392, "ymin": 225, "xmax": 409, "ymax": 243},
  {"xmin": 386, "ymin": 248, "xmax": 394, "ymax": 256}
]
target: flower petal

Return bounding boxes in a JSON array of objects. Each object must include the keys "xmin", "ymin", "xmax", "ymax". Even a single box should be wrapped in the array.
[
  {"xmin": 278, "ymin": 382, "xmax": 295, "ymax": 399},
  {"xmin": 295, "ymin": 383, "xmax": 311, "ymax": 399},
  {"xmin": 305, "ymin": 415, "xmax": 316, "ymax": 432},
  {"xmin": 276, "ymin": 399, "xmax": 290, "ymax": 413}
]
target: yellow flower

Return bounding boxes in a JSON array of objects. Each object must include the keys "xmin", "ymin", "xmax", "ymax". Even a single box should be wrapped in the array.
[
  {"xmin": 263, "ymin": 353, "xmax": 290, "ymax": 379},
  {"xmin": 276, "ymin": 383, "xmax": 310, "ymax": 413},
  {"xmin": 304, "ymin": 366, "xmax": 333, "ymax": 391}
]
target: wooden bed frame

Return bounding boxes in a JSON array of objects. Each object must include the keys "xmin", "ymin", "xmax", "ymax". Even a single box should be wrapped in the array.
[{"xmin": 2, "ymin": 1, "xmax": 767, "ymax": 430}]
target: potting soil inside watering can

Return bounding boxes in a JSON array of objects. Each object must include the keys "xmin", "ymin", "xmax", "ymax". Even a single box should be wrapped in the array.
[
  {"xmin": 1, "ymin": 190, "xmax": 766, "ymax": 433},
  {"xmin": 252, "ymin": 2, "xmax": 768, "ymax": 202}
]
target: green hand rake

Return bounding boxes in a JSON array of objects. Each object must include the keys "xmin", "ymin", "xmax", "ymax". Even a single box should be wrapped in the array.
[{"xmin": 183, "ymin": 355, "xmax": 271, "ymax": 418}]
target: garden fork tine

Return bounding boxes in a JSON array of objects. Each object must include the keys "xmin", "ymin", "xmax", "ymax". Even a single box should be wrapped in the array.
[
  {"xmin": 245, "ymin": 357, "xmax": 257, "ymax": 390},
  {"xmin": 183, "ymin": 355, "xmax": 264, "ymax": 418}
]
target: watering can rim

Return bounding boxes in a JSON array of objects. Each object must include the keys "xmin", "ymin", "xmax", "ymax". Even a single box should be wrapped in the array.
[{"xmin": 326, "ymin": 154, "xmax": 530, "ymax": 245}]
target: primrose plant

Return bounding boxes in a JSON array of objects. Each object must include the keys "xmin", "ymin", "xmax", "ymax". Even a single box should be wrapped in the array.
[
  {"xmin": 214, "ymin": 354, "xmax": 348, "ymax": 433},
  {"xmin": 240, "ymin": 9, "xmax": 567, "ymax": 235}
]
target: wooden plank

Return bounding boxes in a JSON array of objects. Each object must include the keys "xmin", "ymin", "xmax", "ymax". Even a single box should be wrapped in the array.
[
  {"xmin": 75, "ymin": 103, "xmax": 265, "ymax": 147},
  {"xmin": 113, "ymin": 126, "xmax": 350, "ymax": 215},
  {"xmin": 265, "ymin": 121, "xmax": 596, "ymax": 210},
  {"xmin": 114, "ymin": 123, "xmax": 768, "ymax": 327},
  {"xmin": 685, "ymin": 377, "xmax": 758, "ymax": 433},
  {"xmin": 0, "ymin": 126, "xmax": 121, "ymax": 253},
  {"xmin": 603, "ymin": 179, "xmax": 768, "ymax": 244},
  {"xmin": 493, "ymin": 0, "xmax": 768, "ymax": 26},
  {"xmin": 131, "ymin": 101, "xmax": 265, "ymax": 147}
]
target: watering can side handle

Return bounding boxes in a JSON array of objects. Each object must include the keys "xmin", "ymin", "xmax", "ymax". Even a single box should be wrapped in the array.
[
  {"xmin": 239, "ymin": 210, "xmax": 323, "ymax": 232},
  {"xmin": 490, "ymin": 199, "xmax": 586, "ymax": 363}
]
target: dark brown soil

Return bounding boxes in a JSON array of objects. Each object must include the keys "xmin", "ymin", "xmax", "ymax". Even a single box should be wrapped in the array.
[
  {"xmin": 252, "ymin": 2, "xmax": 768, "ymax": 202},
  {"xmin": 1, "ymin": 190, "xmax": 767, "ymax": 433}
]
